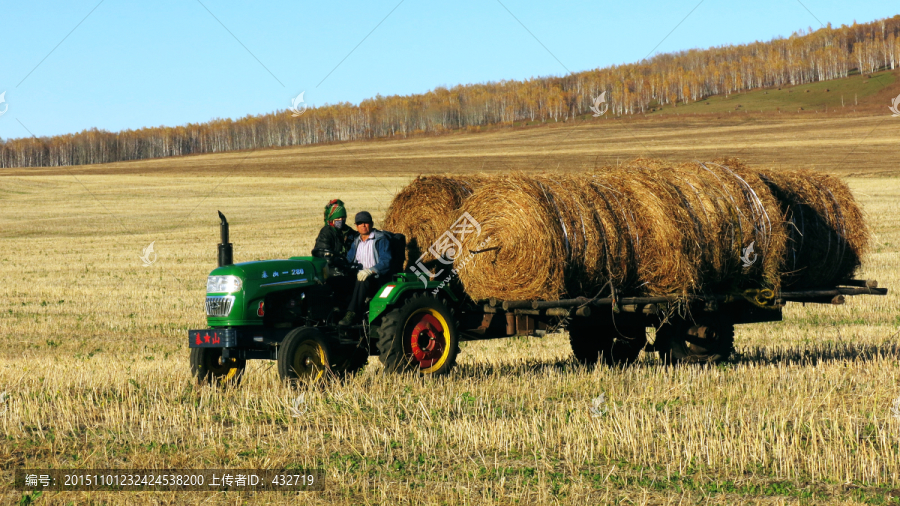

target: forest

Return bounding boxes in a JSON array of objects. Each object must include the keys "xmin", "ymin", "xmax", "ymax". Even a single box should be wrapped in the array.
[{"xmin": 2, "ymin": 15, "xmax": 899, "ymax": 169}]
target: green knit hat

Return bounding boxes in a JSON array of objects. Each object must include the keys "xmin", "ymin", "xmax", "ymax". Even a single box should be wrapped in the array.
[{"xmin": 324, "ymin": 199, "xmax": 347, "ymax": 224}]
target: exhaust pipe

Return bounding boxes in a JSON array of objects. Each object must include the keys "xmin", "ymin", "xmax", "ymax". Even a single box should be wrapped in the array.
[{"xmin": 217, "ymin": 211, "xmax": 233, "ymax": 267}]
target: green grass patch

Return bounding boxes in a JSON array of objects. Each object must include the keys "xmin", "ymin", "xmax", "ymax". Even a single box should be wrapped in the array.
[{"xmin": 645, "ymin": 70, "xmax": 896, "ymax": 116}]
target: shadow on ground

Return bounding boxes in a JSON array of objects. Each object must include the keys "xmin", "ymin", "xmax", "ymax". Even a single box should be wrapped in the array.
[
  {"xmin": 447, "ymin": 335, "xmax": 900, "ymax": 377},
  {"xmin": 732, "ymin": 339, "xmax": 900, "ymax": 366}
]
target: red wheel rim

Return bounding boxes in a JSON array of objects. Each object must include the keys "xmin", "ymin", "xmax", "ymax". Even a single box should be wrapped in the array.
[{"xmin": 405, "ymin": 312, "xmax": 447, "ymax": 369}]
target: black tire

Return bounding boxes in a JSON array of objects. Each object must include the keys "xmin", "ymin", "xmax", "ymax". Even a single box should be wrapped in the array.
[
  {"xmin": 190, "ymin": 347, "xmax": 246, "ymax": 387},
  {"xmin": 657, "ymin": 315, "xmax": 734, "ymax": 365},
  {"xmin": 376, "ymin": 294, "xmax": 460, "ymax": 375},
  {"xmin": 568, "ymin": 317, "xmax": 647, "ymax": 366},
  {"xmin": 278, "ymin": 327, "xmax": 343, "ymax": 383}
]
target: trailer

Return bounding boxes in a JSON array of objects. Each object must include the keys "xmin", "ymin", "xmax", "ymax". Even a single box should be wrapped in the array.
[{"xmin": 188, "ymin": 213, "xmax": 888, "ymax": 385}]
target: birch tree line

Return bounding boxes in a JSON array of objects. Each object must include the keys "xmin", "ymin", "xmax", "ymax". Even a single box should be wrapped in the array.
[{"xmin": 2, "ymin": 16, "xmax": 899, "ymax": 169}]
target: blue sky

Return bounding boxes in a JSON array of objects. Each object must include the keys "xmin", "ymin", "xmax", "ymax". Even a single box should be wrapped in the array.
[{"xmin": 0, "ymin": 0, "xmax": 897, "ymax": 140}]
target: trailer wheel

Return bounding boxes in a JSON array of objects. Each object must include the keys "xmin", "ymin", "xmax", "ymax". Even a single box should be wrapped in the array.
[
  {"xmin": 568, "ymin": 318, "xmax": 647, "ymax": 366},
  {"xmin": 190, "ymin": 348, "xmax": 245, "ymax": 387},
  {"xmin": 656, "ymin": 316, "xmax": 734, "ymax": 365},
  {"xmin": 377, "ymin": 294, "xmax": 459, "ymax": 375},
  {"xmin": 278, "ymin": 327, "xmax": 342, "ymax": 382}
]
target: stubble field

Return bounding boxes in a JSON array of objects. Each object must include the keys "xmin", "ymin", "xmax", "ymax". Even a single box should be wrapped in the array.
[{"xmin": 1, "ymin": 114, "xmax": 900, "ymax": 505}]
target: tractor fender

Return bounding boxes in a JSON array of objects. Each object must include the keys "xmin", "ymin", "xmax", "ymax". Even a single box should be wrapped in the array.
[{"xmin": 368, "ymin": 277, "xmax": 459, "ymax": 323}]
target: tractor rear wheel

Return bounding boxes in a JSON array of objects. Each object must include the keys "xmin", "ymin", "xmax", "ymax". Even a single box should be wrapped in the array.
[
  {"xmin": 190, "ymin": 347, "xmax": 245, "ymax": 387},
  {"xmin": 278, "ymin": 327, "xmax": 343, "ymax": 383},
  {"xmin": 568, "ymin": 317, "xmax": 647, "ymax": 366},
  {"xmin": 656, "ymin": 315, "xmax": 734, "ymax": 365},
  {"xmin": 377, "ymin": 294, "xmax": 459, "ymax": 375}
]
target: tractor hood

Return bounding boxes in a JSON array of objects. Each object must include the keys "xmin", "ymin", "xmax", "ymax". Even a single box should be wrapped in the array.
[{"xmin": 205, "ymin": 256, "xmax": 325, "ymax": 326}]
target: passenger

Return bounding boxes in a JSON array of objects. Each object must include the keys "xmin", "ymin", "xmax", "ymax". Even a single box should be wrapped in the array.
[
  {"xmin": 338, "ymin": 211, "xmax": 392, "ymax": 326},
  {"xmin": 311, "ymin": 199, "xmax": 358, "ymax": 271}
]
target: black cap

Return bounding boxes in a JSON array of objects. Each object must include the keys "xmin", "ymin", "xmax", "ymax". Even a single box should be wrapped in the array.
[{"xmin": 355, "ymin": 211, "xmax": 373, "ymax": 225}]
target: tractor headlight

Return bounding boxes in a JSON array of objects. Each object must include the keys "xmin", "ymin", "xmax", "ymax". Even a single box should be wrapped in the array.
[{"xmin": 207, "ymin": 275, "xmax": 243, "ymax": 293}]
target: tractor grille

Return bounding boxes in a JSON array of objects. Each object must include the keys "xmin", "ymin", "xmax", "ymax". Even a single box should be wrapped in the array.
[{"xmin": 205, "ymin": 296, "xmax": 235, "ymax": 317}]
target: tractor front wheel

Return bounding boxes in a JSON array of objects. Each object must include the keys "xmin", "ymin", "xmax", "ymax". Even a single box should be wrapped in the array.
[
  {"xmin": 190, "ymin": 347, "xmax": 246, "ymax": 387},
  {"xmin": 278, "ymin": 327, "xmax": 343, "ymax": 383},
  {"xmin": 377, "ymin": 294, "xmax": 459, "ymax": 375}
]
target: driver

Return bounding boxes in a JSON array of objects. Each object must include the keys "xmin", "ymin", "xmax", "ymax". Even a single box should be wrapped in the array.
[
  {"xmin": 311, "ymin": 199, "xmax": 357, "ymax": 271},
  {"xmin": 338, "ymin": 211, "xmax": 392, "ymax": 326}
]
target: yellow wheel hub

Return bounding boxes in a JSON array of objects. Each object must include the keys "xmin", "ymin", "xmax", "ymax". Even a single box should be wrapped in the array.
[{"xmin": 291, "ymin": 340, "xmax": 327, "ymax": 381}]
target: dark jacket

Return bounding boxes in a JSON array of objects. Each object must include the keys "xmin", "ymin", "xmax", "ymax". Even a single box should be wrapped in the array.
[
  {"xmin": 346, "ymin": 229, "xmax": 392, "ymax": 278},
  {"xmin": 312, "ymin": 225, "xmax": 357, "ymax": 260}
]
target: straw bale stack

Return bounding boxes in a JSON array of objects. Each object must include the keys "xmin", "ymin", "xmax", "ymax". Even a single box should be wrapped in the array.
[
  {"xmin": 453, "ymin": 162, "xmax": 787, "ymax": 301},
  {"xmin": 382, "ymin": 159, "xmax": 870, "ymax": 301}
]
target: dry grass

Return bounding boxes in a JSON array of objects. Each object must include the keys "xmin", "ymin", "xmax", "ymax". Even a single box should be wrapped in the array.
[{"xmin": 0, "ymin": 171, "xmax": 899, "ymax": 504}]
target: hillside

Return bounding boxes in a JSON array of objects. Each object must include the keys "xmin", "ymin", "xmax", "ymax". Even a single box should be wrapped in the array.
[{"xmin": 4, "ymin": 69, "xmax": 899, "ymax": 178}]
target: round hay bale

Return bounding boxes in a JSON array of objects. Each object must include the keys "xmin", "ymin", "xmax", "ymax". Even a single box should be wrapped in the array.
[
  {"xmin": 603, "ymin": 165, "xmax": 699, "ymax": 296},
  {"xmin": 383, "ymin": 175, "xmax": 483, "ymax": 265},
  {"xmin": 453, "ymin": 173, "xmax": 569, "ymax": 301},
  {"xmin": 756, "ymin": 169, "xmax": 869, "ymax": 288},
  {"xmin": 577, "ymin": 173, "xmax": 643, "ymax": 292},
  {"xmin": 687, "ymin": 160, "xmax": 786, "ymax": 292},
  {"xmin": 534, "ymin": 173, "xmax": 637, "ymax": 296},
  {"xmin": 595, "ymin": 159, "xmax": 786, "ymax": 295}
]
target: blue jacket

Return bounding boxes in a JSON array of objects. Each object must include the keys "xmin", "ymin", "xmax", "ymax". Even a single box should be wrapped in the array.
[{"xmin": 346, "ymin": 229, "xmax": 392, "ymax": 278}]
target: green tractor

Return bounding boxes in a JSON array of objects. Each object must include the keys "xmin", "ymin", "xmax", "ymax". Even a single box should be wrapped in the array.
[
  {"xmin": 189, "ymin": 212, "xmax": 889, "ymax": 385},
  {"xmin": 188, "ymin": 212, "xmax": 466, "ymax": 386}
]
